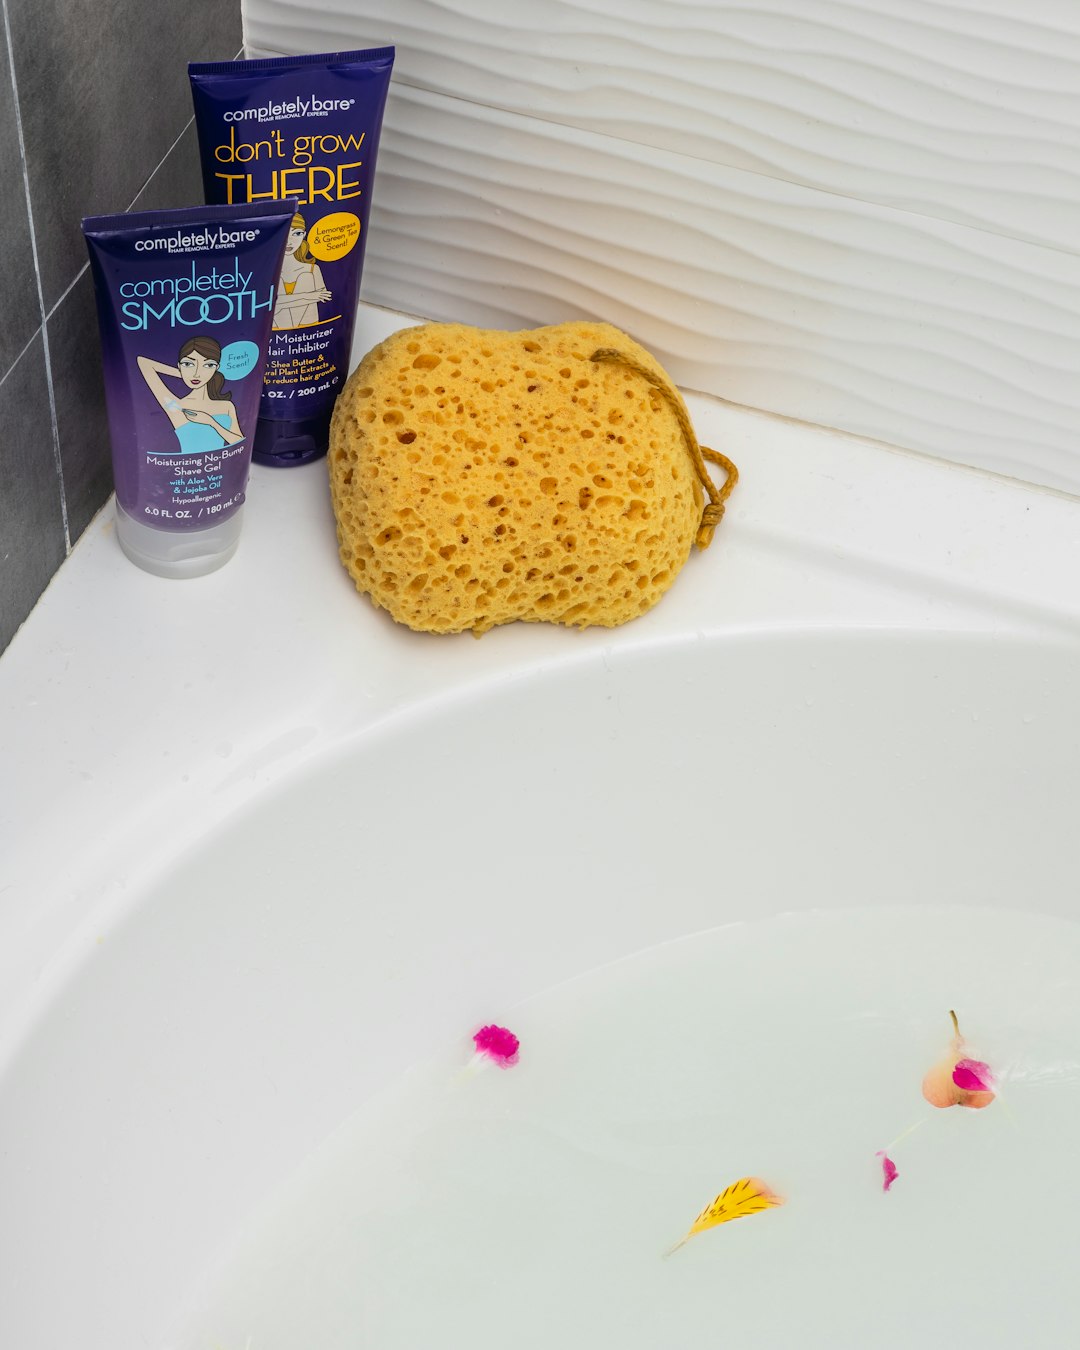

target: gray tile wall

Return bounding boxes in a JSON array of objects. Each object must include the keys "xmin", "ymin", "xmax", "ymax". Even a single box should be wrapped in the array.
[{"xmin": 0, "ymin": 1, "xmax": 242, "ymax": 652}]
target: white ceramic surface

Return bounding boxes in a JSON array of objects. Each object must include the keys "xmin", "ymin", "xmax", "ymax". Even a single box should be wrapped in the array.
[
  {"xmin": 1, "ymin": 302, "xmax": 1079, "ymax": 1347},
  {"xmin": 242, "ymin": 0, "xmax": 1080, "ymax": 494}
]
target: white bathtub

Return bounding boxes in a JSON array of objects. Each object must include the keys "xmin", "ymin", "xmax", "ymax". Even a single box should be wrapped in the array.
[{"xmin": 2, "ymin": 305, "xmax": 1079, "ymax": 1348}]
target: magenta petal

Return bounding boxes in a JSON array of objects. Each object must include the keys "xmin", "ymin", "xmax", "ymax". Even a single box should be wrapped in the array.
[
  {"xmin": 952, "ymin": 1058, "xmax": 994, "ymax": 1092},
  {"xmin": 473, "ymin": 1024, "xmax": 520, "ymax": 1067},
  {"xmin": 876, "ymin": 1151, "xmax": 899, "ymax": 1193}
]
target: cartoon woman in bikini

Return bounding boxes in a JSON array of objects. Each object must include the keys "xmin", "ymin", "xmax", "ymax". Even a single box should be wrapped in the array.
[
  {"xmin": 136, "ymin": 335, "xmax": 245, "ymax": 453},
  {"xmin": 273, "ymin": 212, "xmax": 332, "ymax": 330}
]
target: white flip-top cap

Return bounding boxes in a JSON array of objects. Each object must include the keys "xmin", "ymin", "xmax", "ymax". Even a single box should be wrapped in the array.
[{"xmin": 114, "ymin": 501, "xmax": 245, "ymax": 579}]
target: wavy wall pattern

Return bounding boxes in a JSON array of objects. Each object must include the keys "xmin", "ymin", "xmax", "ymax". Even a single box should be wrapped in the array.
[
  {"xmin": 243, "ymin": 1, "xmax": 1080, "ymax": 493},
  {"xmin": 246, "ymin": 0, "xmax": 1080, "ymax": 251}
]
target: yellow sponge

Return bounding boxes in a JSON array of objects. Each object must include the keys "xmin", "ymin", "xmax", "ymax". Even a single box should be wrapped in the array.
[{"xmin": 328, "ymin": 321, "xmax": 734, "ymax": 635}]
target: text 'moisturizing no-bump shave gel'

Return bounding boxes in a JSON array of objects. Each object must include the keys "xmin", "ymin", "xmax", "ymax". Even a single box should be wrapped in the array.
[{"xmin": 83, "ymin": 200, "xmax": 295, "ymax": 577}]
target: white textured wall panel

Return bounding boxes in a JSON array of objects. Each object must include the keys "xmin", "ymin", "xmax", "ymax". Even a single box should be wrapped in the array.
[
  {"xmin": 362, "ymin": 87, "xmax": 1080, "ymax": 491},
  {"xmin": 242, "ymin": 0, "xmax": 1080, "ymax": 493},
  {"xmin": 246, "ymin": 0, "xmax": 1080, "ymax": 252}
]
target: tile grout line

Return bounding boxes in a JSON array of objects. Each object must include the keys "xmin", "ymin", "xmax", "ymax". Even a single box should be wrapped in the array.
[
  {"xmin": 121, "ymin": 114, "xmax": 197, "ymax": 218},
  {"xmin": 1, "ymin": 0, "xmax": 70, "ymax": 550},
  {"xmin": 0, "ymin": 322, "xmax": 44, "ymax": 395},
  {"xmin": 43, "ymin": 109, "xmax": 199, "ymax": 328},
  {"xmin": 11, "ymin": 46, "xmax": 244, "ymax": 565},
  {"xmin": 44, "ymin": 263, "xmax": 88, "ymax": 325},
  {"xmin": 46, "ymin": 73, "xmax": 220, "ymax": 324},
  {"xmin": 40, "ymin": 49, "xmax": 243, "ymax": 351},
  {"xmin": 3, "ymin": 38, "xmax": 248, "ymax": 562},
  {"xmin": 115, "ymin": 45, "xmax": 241, "ymax": 217}
]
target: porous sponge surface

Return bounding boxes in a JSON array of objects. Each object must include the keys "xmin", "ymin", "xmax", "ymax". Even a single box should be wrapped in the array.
[{"xmin": 328, "ymin": 321, "xmax": 704, "ymax": 634}]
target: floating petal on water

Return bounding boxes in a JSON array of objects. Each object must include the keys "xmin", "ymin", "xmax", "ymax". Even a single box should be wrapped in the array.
[{"xmin": 666, "ymin": 1177, "xmax": 784, "ymax": 1256}]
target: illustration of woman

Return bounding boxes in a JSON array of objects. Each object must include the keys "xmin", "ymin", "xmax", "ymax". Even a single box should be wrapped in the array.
[
  {"xmin": 137, "ymin": 336, "xmax": 244, "ymax": 453},
  {"xmin": 273, "ymin": 212, "xmax": 332, "ymax": 330}
]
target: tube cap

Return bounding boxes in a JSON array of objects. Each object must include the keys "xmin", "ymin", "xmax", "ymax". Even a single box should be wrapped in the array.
[
  {"xmin": 114, "ymin": 501, "xmax": 244, "ymax": 579},
  {"xmin": 252, "ymin": 411, "xmax": 332, "ymax": 467}
]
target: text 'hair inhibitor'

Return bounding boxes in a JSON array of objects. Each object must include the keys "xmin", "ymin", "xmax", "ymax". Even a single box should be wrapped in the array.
[{"xmin": 189, "ymin": 48, "xmax": 394, "ymax": 467}]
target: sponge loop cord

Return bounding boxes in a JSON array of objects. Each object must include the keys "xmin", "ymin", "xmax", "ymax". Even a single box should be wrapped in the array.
[{"xmin": 589, "ymin": 348, "xmax": 738, "ymax": 550}]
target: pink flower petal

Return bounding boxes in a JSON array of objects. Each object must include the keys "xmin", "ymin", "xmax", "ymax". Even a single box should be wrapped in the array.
[
  {"xmin": 952, "ymin": 1058, "xmax": 994, "ymax": 1093},
  {"xmin": 875, "ymin": 1151, "xmax": 899, "ymax": 1193},
  {"xmin": 472, "ymin": 1024, "xmax": 520, "ymax": 1068}
]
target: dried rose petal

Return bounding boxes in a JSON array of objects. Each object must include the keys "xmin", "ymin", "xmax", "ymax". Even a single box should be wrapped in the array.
[
  {"xmin": 952, "ymin": 1058, "xmax": 994, "ymax": 1093},
  {"xmin": 923, "ymin": 1013, "xmax": 996, "ymax": 1109},
  {"xmin": 472, "ymin": 1024, "xmax": 520, "ymax": 1068},
  {"xmin": 876, "ymin": 1151, "xmax": 899, "ymax": 1193}
]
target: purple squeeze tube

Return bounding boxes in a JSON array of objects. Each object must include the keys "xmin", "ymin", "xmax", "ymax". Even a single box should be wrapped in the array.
[
  {"xmin": 189, "ymin": 47, "xmax": 395, "ymax": 467},
  {"xmin": 82, "ymin": 201, "xmax": 295, "ymax": 578}
]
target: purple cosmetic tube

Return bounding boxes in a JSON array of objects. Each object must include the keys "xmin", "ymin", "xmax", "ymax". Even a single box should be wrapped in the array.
[
  {"xmin": 82, "ymin": 200, "xmax": 295, "ymax": 577},
  {"xmin": 189, "ymin": 48, "xmax": 394, "ymax": 467}
]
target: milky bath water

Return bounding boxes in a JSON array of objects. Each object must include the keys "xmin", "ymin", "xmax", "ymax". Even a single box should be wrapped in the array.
[{"xmin": 171, "ymin": 906, "xmax": 1080, "ymax": 1348}]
